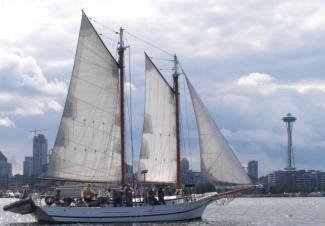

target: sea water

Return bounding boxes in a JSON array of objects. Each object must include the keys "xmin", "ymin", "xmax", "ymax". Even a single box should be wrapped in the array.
[{"xmin": 0, "ymin": 197, "xmax": 324, "ymax": 226}]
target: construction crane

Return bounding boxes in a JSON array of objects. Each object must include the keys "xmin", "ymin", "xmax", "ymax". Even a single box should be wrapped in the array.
[{"xmin": 29, "ymin": 128, "xmax": 49, "ymax": 136}]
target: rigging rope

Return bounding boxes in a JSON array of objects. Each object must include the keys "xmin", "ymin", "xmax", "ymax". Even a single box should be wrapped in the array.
[
  {"xmin": 89, "ymin": 16, "xmax": 119, "ymax": 59},
  {"xmin": 89, "ymin": 18, "xmax": 118, "ymax": 34},
  {"xmin": 128, "ymin": 47, "xmax": 135, "ymax": 187},
  {"xmin": 99, "ymin": 34, "xmax": 119, "ymax": 44},
  {"xmin": 176, "ymin": 61, "xmax": 196, "ymax": 174},
  {"xmin": 125, "ymin": 31, "xmax": 173, "ymax": 57},
  {"xmin": 89, "ymin": 15, "xmax": 172, "ymax": 62},
  {"xmin": 179, "ymin": 102, "xmax": 188, "ymax": 182},
  {"xmin": 124, "ymin": 36, "xmax": 135, "ymax": 186},
  {"xmin": 149, "ymin": 56, "xmax": 173, "ymax": 62},
  {"xmin": 178, "ymin": 61, "xmax": 188, "ymax": 78},
  {"xmin": 181, "ymin": 75, "xmax": 194, "ymax": 171}
]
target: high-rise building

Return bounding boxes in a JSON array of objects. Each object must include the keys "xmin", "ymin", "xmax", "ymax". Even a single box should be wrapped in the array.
[
  {"xmin": 33, "ymin": 134, "xmax": 48, "ymax": 176},
  {"xmin": 248, "ymin": 160, "xmax": 258, "ymax": 182},
  {"xmin": 0, "ymin": 151, "xmax": 12, "ymax": 176},
  {"xmin": 7, "ymin": 175, "xmax": 17, "ymax": 190},
  {"xmin": 8, "ymin": 174, "xmax": 24, "ymax": 190},
  {"xmin": 23, "ymin": 156, "xmax": 33, "ymax": 177},
  {"xmin": 181, "ymin": 158, "xmax": 190, "ymax": 174},
  {"xmin": 0, "ymin": 151, "xmax": 12, "ymax": 189}
]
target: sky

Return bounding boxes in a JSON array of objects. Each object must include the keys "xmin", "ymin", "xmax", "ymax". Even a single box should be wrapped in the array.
[{"xmin": 0, "ymin": 0, "xmax": 325, "ymax": 176}]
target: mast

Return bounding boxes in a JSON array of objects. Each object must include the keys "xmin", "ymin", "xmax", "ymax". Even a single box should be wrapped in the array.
[
  {"xmin": 173, "ymin": 54, "xmax": 181, "ymax": 190},
  {"xmin": 118, "ymin": 27, "xmax": 126, "ymax": 186}
]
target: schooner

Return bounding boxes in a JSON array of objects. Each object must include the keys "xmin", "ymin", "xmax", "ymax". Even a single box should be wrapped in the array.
[{"xmin": 4, "ymin": 11, "xmax": 254, "ymax": 223}]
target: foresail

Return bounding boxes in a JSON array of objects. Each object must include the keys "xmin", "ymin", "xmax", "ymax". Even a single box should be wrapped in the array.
[
  {"xmin": 137, "ymin": 54, "xmax": 177, "ymax": 184},
  {"xmin": 47, "ymin": 13, "xmax": 121, "ymax": 182},
  {"xmin": 186, "ymin": 77, "xmax": 251, "ymax": 185}
]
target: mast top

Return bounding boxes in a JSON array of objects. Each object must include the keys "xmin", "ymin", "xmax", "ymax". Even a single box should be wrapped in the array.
[
  {"xmin": 118, "ymin": 27, "xmax": 125, "ymax": 50},
  {"xmin": 173, "ymin": 54, "xmax": 179, "ymax": 78}
]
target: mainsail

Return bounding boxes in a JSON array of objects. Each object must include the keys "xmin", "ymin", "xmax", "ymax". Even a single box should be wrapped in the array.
[
  {"xmin": 137, "ymin": 54, "xmax": 177, "ymax": 183},
  {"xmin": 47, "ymin": 13, "xmax": 121, "ymax": 182},
  {"xmin": 186, "ymin": 77, "xmax": 251, "ymax": 185}
]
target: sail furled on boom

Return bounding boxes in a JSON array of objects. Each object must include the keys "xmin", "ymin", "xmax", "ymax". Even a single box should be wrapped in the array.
[
  {"xmin": 47, "ymin": 13, "xmax": 121, "ymax": 182},
  {"xmin": 137, "ymin": 54, "xmax": 177, "ymax": 184},
  {"xmin": 186, "ymin": 77, "xmax": 252, "ymax": 185}
]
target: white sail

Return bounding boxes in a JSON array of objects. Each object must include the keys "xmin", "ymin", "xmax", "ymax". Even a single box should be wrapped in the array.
[
  {"xmin": 186, "ymin": 77, "xmax": 251, "ymax": 185},
  {"xmin": 137, "ymin": 54, "xmax": 177, "ymax": 183},
  {"xmin": 47, "ymin": 13, "xmax": 121, "ymax": 182}
]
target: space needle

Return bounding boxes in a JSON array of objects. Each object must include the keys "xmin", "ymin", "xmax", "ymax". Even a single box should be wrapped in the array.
[{"xmin": 282, "ymin": 113, "xmax": 297, "ymax": 171}]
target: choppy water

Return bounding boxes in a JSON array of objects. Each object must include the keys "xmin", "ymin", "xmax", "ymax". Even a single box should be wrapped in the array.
[{"xmin": 0, "ymin": 197, "xmax": 324, "ymax": 226}]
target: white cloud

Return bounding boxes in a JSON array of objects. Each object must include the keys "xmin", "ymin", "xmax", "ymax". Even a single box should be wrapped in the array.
[
  {"xmin": 0, "ymin": 48, "xmax": 66, "ymax": 95},
  {"xmin": 125, "ymin": 82, "xmax": 137, "ymax": 92},
  {"xmin": 0, "ymin": 116, "xmax": 15, "ymax": 128},
  {"xmin": 0, "ymin": 48, "xmax": 66, "ymax": 118},
  {"xmin": 44, "ymin": 60, "xmax": 73, "ymax": 69},
  {"xmin": 284, "ymin": 83, "xmax": 325, "ymax": 94},
  {"xmin": 238, "ymin": 73, "xmax": 273, "ymax": 85},
  {"xmin": 236, "ymin": 72, "xmax": 325, "ymax": 95},
  {"xmin": 47, "ymin": 100, "xmax": 63, "ymax": 112}
]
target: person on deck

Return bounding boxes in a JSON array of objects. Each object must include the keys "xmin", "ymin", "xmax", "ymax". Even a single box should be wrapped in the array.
[
  {"xmin": 158, "ymin": 187, "xmax": 165, "ymax": 205},
  {"xmin": 148, "ymin": 187, "xmax": 159, "ymax": 205},
  {"xmin": 54, "ymin": 189, "xmax": 61, "ymax": 206},
  {"xmin": 83, "ymin": 183, "xmax": 96, "ymax": 202},
  {"xmin": 142, "ymin": 187, "xmax": 148, "ymax": 204},
  {"xmin": 113, "ymin": 188, "xmax": 122, "ymax": 207},
  {"xmin": 125, "ymin": 184, "xmax": 133, "ymax": 207},
  {"xmin": 134, "ymin": 185, "xmax": 140, "ymax": 199}
]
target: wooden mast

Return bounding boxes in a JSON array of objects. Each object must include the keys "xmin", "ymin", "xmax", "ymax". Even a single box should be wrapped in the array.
[
  {"xmin": 173, "ymin": 54, "xmax": 181, "ymax": 190},
  {"xmin": 118, "ymin": 27, "xmax": 126, "ymax": 186}
]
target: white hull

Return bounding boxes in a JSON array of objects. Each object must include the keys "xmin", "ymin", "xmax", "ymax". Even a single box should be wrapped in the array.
[{"xmin": 32, "ymin": 197, "xmax": 213, "ymax": 223}]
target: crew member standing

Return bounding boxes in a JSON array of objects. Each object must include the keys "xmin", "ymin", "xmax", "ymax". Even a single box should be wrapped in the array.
[
  {"xmin": 83, "ymin": 183, "xmax": 96, "ymax": 202},
  {"xmin": 158, "ymin": 187, "xmax": 165, "ymax": 205}
]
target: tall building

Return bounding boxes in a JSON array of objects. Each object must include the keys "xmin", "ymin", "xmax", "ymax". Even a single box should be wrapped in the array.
[
  {"xmin": 181, "ymin": 158, "xmax": 190, "ymax": 173},
  {"xmin": 0, "ymin": 151, "xmax": 12, "ymax": 189},
  {"xmin": 23, "ymin": 156, "xmax": 33, "ymax": 177},
  {"xmin": 181, "ymin": 158, "xmax": 190, "ymax": 184},
  {"xmin": 317, "ymin": 172, "xmax": 325, "ymax": 190},
  {"xmin": 0, "ymin": 151, "xmax": 12, "ymax": 176},
  {"xmin": 33, "ymin": 134, "xmax": 48, "ymax": 176},
  {"xmin": 180, "ymin": 158, "xmax": 204, "ymax": 184},
  {"xmin": 248, "ymin": 160, "xmax": 258, "ymax": 182},
  {"xmin": 8, "ymin": 174, "xmax": 24, "ymax": 190}
]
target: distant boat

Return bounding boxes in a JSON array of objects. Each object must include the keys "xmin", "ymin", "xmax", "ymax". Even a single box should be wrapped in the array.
[
  {"xmin": 14, "ymin": 192, "xmax": 21, "ymax": 198},
  {"xmin": 307, "ymin": 192, "xmax": 325, "ymax": 197},
  {"xmin": 3, "ymin": 191, "xmax": 15, "ymax": 198},
  {"xmin": 4, "ymin": 10, "xmax": 254, "ymax": 223}
]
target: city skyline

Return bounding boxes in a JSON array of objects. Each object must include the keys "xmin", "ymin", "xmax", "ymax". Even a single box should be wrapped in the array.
[{"xmin": 1, "ymin": 0, "xmax": 325, "ymax": 176}]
